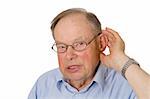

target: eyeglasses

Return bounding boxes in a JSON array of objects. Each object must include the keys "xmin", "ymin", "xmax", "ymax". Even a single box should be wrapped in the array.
[{"xmin": 51, "ymin": 33, "xmax": 100, "ymax": 53}]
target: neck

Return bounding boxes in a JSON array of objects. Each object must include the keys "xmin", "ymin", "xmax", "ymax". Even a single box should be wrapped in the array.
[
  {"xmin": 67, "ymin": 61, "xmax": 100, "ymax": 91},
  {"xmin": 67, "ymin": 77, "xmax": 93, "ymax": 91}
]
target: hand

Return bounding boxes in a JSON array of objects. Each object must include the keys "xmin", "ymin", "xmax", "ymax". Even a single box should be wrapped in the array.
[
  {"xmin": 100, "ymin": 27, "xmax": 129, "ymax": 72},
  {"xmin": 100, "ymin": 28, "xmax": 150, "ymax": 99}
]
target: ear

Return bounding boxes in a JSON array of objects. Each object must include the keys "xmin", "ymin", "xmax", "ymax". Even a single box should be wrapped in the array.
[{"xmin": 99, "ymin": 33, "xmax": 107, "ymax": 52}]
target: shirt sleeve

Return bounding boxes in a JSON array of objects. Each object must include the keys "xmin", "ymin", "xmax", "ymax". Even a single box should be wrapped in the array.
[
  {"xmin": 129, "ymin": 90, "xmax": 137, "ymax": 99},
  {"xmin": 28, "ymin": 81, "xmax": 38, "ymax": 99}
]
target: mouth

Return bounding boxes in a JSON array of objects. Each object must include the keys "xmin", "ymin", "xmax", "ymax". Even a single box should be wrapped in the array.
[{"xmin": 66, "ymin": 65, "xmax": 81, "ymax": 73}]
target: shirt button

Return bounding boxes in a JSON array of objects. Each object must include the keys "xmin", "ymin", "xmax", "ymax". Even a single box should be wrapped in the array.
[{"xmin": 74, "ymin": 93, "xmax": 83, "ymax": 99}]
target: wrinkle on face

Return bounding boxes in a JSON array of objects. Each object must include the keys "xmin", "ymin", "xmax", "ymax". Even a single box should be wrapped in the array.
[{"xmin": 54, "ymin": 13, "xmax": 100, "ymax": 90}]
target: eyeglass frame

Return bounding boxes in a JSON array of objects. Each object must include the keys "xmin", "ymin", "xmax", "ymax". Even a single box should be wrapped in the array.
[{"xmin": 51, "ymin": 32, "xmax": 101, "ymax": 53}]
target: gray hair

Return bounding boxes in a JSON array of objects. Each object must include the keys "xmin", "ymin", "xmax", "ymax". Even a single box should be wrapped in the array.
[{"xmin": 50, "ymin": 8, "xmax": 101, "ymax": 39}]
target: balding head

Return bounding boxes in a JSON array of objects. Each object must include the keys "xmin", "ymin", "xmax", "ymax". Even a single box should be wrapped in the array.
[{"xmin": 51, "ymin": 8, "xmax": 102, "ymax": 39}]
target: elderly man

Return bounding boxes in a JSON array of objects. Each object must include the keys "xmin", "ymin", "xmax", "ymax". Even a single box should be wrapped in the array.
[{"xmin": 28, "ymin": 8, "xmax": 150, "ymax": 99}]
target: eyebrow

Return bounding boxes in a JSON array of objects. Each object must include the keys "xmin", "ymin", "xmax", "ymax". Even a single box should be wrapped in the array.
[
  {"xmin": 74, "ymin": 36, "xmax": 86, "ymax": 42},
  {"xmin": 55, "ymin": 36, "xmax": 87, "ymax": 44}
]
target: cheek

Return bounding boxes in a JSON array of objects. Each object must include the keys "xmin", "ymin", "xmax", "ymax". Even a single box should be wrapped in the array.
[
  {"xmin": 81, "ymin": 48, "xmax": 97, "ymax": 61},
  {"xmin": 57, "ymin": 54, "xmax": 65, "ymax": 69},
  {"xmin": 80, "ymin": 51, "xmax": 96, "ymax": 76},
  {"xmin": 81, "ymin": 47, "xmax": 100, "ymax": 70},
  {"xmin": 80, "ymin": 51, "xmax": 93, "ymax": 68},
  {"xmin": 81, "ymin": 52, "xmax": 90, "ymax": 61},
  {"xmin": 58, "ymin": 54, "xmax": 63, "ymax": 63}
]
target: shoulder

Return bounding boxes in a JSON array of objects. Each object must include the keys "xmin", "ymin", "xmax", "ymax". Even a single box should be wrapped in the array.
[
  {"xmin": 28, "ymin": 68, "xmax": 62, "ymax": 98},
  {"xmin": 98, "ymin": 64, "xmax": 133, "ymax": 90},
  {"xmin": 104, "ymin": 66, "xmax": 136, "ymax": 97},
  {"xmin": 105, "ymin": 66, "xmax": 129, "ymax": 85},
  {"xmin": 36, "ymin": 68, "xmax": 62, "ymax": 86}
]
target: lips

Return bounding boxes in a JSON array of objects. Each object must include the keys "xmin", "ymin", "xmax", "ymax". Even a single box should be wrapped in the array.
[{"xmin": 66, "ymin": 65, "xmax": 81, "ymax": 73}]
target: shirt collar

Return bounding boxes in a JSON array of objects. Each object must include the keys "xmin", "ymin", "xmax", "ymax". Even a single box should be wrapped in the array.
[
  {"xmin": 56, "ymin": 61, "xmax": 108, "ymax": 90},
  {"xmin": 56, "ymin": 69, "xmax": 63, "ymax": 82},
  {"xmin": 92, "ymin": 62, "xmax": 108, "ymax": 90},
  {"xmin": 55, "ymin": 69, "xmax": 64, "ymax": 90}
]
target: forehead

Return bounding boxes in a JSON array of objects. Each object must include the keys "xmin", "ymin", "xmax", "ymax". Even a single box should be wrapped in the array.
[{"xmin": 54, "ymin": 13, "xmax": 95, "ymax": 43}]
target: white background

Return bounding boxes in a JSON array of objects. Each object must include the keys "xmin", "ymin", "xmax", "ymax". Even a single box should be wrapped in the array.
[{"xmin": 0, "ymin": 0, "xmax": 150, "ymax": 99}]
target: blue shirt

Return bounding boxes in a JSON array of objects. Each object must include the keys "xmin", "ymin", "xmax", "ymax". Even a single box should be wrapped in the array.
[{"xmin": 28, "ymin": 63, "xmax": 137, "ymax": 99}]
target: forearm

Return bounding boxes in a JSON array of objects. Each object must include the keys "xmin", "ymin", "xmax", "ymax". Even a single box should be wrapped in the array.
[
  {"xmin": 125, "ymin": 64, "xmax": 150, "ymax": 99},
  {"xmin": 101, "ymin": 27, "xmax": 150, "ymax": 98},
  {"xmin": 114, "ymin": 54, "xmax": 150, "ymax": 98}
]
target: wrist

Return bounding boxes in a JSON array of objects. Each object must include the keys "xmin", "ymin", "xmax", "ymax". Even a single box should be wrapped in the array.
[
  {"xmin": 121, "ymin": 58, "xmax": 140, "ymax": 79},
  {"xmin": 116, "ymin": 54, "xmax": 129, "ymax": 72}
]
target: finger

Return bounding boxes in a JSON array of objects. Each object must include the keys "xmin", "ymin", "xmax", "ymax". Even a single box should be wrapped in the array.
[
  {"xmin": 104, "ymin": 35, "xmax": 108, "ymax": 45},
  {"xmin": 100, "ymin": 33, "xmax": 108, "ymax": 45},
  {"xmin": 106, "ymin": 27, "xmax": 121, "ymax": 39},
  {"xmin": 102, "ymin": 30, "xmax": 117, "ymax": 48},
  {"xmin": 106, "ymin": 27, "xmax": 125, "ymax": 45},
  {"xmin": 102, "ymin": 30, "xmax": 115, "ymax": 42},
  {"xmin": 101, "ymin": 34, "xmax": 111, "ymax": 48}
]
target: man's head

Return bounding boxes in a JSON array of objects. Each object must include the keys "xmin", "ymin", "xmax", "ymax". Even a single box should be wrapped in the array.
[
  {"xmin": 51, "ymin": 8, "xmax": 101, "ymax": 39},
  {"xmin": 51, "ymin": 8, "xmax": 106, "ymax": 85}
]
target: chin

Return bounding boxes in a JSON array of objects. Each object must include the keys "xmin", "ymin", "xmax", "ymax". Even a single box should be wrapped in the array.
[{"xmin": 64, "ymin": 73, "xmax": 84, "ymax": 81}]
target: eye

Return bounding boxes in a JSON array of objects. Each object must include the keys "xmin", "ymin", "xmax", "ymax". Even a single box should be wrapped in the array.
[
  {"xmin": 57, "ymin": 45, "xmax": 66, "ymax": 48},
  {"xmin": 79, "ymin": 42, "xmax": 84, "ymax": 45},
  {"xmin": 73, "ymin": 41, "xmax": 87, "ymax": 50},
  {"xmin": 74, "ymin": 42, "xmax": 84, "ymax": 46},
  {"xmin": 57, "ymin": 44, "xmax": 66, "ymax": 49}
]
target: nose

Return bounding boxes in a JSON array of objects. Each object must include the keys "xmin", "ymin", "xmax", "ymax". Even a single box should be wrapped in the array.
[{"xmin": 66, "ymin": 46, "xmax": 77, "ymax": 60}]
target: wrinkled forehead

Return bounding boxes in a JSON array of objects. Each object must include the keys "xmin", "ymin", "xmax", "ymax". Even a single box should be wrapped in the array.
[{"xmin": 53, "ymin": 13, "xmax": 96, "ymax": 44}]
